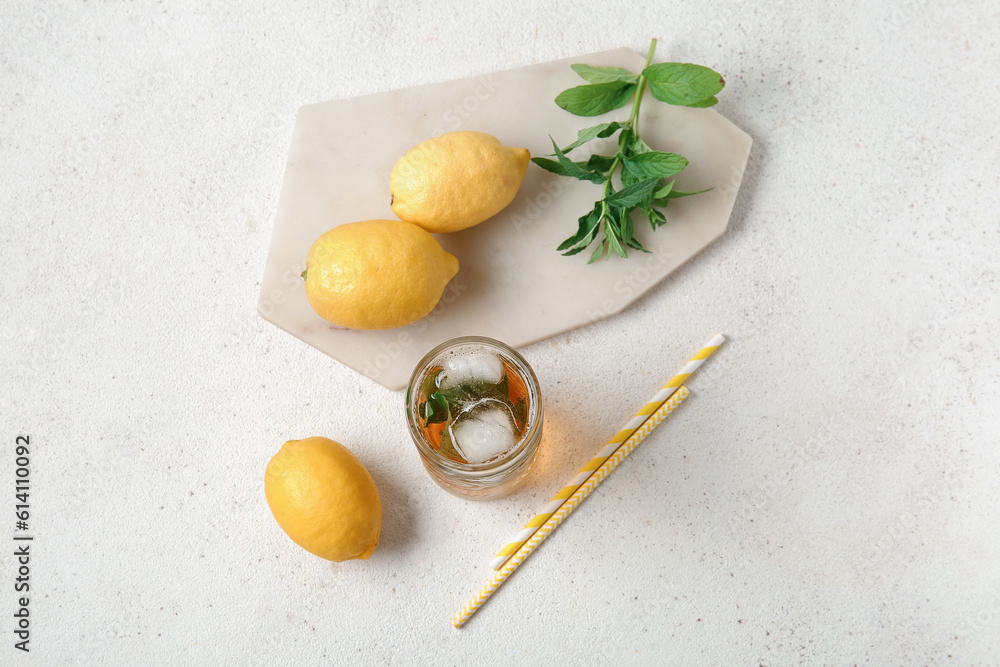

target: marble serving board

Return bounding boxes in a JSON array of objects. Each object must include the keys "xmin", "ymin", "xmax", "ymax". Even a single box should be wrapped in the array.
[{"xmin": 258, "ymin": 47, "xmax": 752, "ymax": 390}]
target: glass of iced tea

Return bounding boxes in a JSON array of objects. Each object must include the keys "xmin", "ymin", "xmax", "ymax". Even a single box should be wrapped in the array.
[{"xmin": 405, "ymin": 336, "xmax": 543, "ymax": 500}]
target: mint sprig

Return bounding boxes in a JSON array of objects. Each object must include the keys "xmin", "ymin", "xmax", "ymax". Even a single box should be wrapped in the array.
[
  {"xmin": 534, "ymin": 38, "xmax": 725, "ymax": 261},
  {"xmin": 419, "ymin": 368, "xmax": 527, "ymax": 462}
]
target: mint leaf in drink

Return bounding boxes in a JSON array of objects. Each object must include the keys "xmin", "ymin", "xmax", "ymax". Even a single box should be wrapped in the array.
[
  {"xmin": 554, "ymin": 81, "xmax": 636, "ymax": 117},
  {"xmin": 512, "ymin": 397, "xmax": 528, "ymax": 430},
  {"xmin": 571, "ymin": 64, "xmax": 640, "ymax": 84},
  {"xmin": 422, "ymin": 390, "xmax": 450, "ymax": 427},
  {"xmin": 642, "ymin": 62, "xmax": 725, "ymax": 106},
  {"xmin": 438, "ymin": 427, "xmax": 463, "ymax": 462}
]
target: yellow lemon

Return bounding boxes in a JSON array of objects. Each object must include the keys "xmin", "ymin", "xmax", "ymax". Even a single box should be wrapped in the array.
[
  {"xmin": 303, "ymin": 219, "xmax": 459, "ymax": 330},
  {"xmin": 390, "ymin": 131, "xmax": 530, "ymax": 233},
  {"xmin": 264, "ymin": 437, "xmax": 382, "ymax": 562}
]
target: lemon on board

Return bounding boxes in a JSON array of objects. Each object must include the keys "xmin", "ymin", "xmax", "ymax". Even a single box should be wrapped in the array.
[
  {"xmin": 390, "ymin": 130, "xmax": 530, "ymax": 233},
  {"xmin": 264, "ymin": 437, "xmax": 382, "ymax": 562},
  {"xmin": 303, "ymin": 219, "xmax": 459, "ymax": 330}
]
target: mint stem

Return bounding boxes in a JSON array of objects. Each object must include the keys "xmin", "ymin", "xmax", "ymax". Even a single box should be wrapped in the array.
[
  {"xmin": 595, "ymin": 39, "xmax": 657, "ymax": 260},
  {"xmin": 630, "ymin": 38, "xmax": 657, "ymax": 136}
]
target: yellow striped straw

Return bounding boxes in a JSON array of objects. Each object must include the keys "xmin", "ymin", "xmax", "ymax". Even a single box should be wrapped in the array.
[
  {"xmin": 489, "ymin": 333, "xmax": 725, "ymax": 570},
  {"xmin": 454, "ymin": 386, "xmax": 691, "ymax": 628}
]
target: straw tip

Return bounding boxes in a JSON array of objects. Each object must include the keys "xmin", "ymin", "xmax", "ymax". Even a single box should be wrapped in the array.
[{"xmin": 489, "ymin": 556, "xmax": 510, "ymax": 570}]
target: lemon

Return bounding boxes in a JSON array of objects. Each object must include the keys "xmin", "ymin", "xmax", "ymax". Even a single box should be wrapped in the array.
[
  {"xmin": 390, "ymin": 131, "xmax": 530, "ymax": 233},
  {"xmin": 264, "ymin": 437, "xmax": 382, "ymax": 562},
  {"xmin": 303, "ymin": 219, "xmax": 459, "ymax": 330}
]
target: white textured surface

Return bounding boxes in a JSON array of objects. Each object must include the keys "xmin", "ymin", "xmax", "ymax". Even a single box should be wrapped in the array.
[{"xmin": 2, "ymin": 1, "xmax": 999, "ymax": 664}]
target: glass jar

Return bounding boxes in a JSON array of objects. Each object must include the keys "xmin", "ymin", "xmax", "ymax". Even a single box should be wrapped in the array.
[{"xmin": 405, "ymin": 336, "xmax": 544, "ymax": 500}]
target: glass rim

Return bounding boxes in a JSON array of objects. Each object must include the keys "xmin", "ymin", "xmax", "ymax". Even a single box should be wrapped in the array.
[{"xmin": 405, "ymin": 335, "xmax": 543, "ymax": 475}]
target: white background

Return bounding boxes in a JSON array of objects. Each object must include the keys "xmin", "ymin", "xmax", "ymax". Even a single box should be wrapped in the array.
[{"xmin": 2, "ymin": 1, "xmax": 999, "ymax": 664}]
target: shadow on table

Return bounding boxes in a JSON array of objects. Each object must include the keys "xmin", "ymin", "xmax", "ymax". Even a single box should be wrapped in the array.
[{"xmin": 364, "ymin": 469, "xmax": 416, "ymax": 557}]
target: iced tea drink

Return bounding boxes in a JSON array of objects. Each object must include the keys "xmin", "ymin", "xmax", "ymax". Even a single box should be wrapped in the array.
[{"xmin": 406, "ymin": 336, "xmax": 543, "ymax": 500}]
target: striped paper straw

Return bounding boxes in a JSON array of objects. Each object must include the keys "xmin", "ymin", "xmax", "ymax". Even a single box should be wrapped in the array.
[
  {"xmin": 454, "ymin": 386, "xmax": 691, "ymax": 628},
  {"xmin": 489, "ymin": 333, "xmax": 724, "ymax": 570}
]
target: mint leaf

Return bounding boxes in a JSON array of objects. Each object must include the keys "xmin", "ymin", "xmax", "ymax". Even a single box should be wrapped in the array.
[
  {"xmin": 496, "ymin": 372, "xmax": 510, "ymax": 402},
  {"xmin": 604, "ymin": 177, "xmax": 660, "ymax": 208},
  {"xmin": 584, "ymin": 154, "xmax": 616, "ymax": 172},
  {"xmin": 622, "ymin": 151, "xmax": 689, "ymax": 180},
  {"xmin": 422, "ymin": 390, "xmax": 450, "ymax": 427},
  {"xmin": 663, "ymin": 186, "xmax": 712, "ymax": 199},
  {"xmin": 558, "ymin": 121, "xmax": 624, "ymax": 153},
  {"xmin": 512, "ymin": 397, "xmax": 528, "ymax": 430},
  {"xmin": 438, "ymin": 427, "xmax": 462, "ymax": 461},
  {"xmin": 587, "ymin": 240, "xmax": 607, "ymax": 264},
  {"xmin": 539, "ymin": 137, "xmax": 605, "ymax": 184},
  {"xmin": 557, "ymin": 204, "xmax": 601, "ymax": 252},
  {"xmin": 631, "ymin": 136, "xmax": 652, "ymax": 154},
  {"xmin": 532, "ymin": 156, "xmax": 603, "ymax": 185},
  {"xmin": 532, "ymin": 157, "xmax": 580, "ymax": 179},
  {"xmin": 607, "ymin": 228, "xmax": 627, "ymax": 258},
  {"xmin": 541, "ymin": 40, "xmax": 725, "ymax": 262},
  {"xmin": 620, "ymin": 166, "xmax": 642, "ymax": 188},
  {"xmin": 687, "ymin": 96, "xmax": 718, "ymax": 108},
  {"xmin": 652, "ymin": 181, "xmax": 674, "ymax": 199},
  {"xmin": 646, "ymin": 207, "xmax": 667, "ymax": 229},
  {"xmin": 571, "ymin": 64, "xmax": 639, "ymax": 84},
  {"xmin": 555, "ymin": 82, "xmax": 636, "ymax": 117},
  {"xmin": 642, "ymin": 63, "xmax": 725, "ymax": 106},
  {"xmin": 564, "ymin": 223, "xmax": 603, "ymax": 255},
  {"xmin": 619, "ymin": 209, "xmax": 636, "ymax": 245}
]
